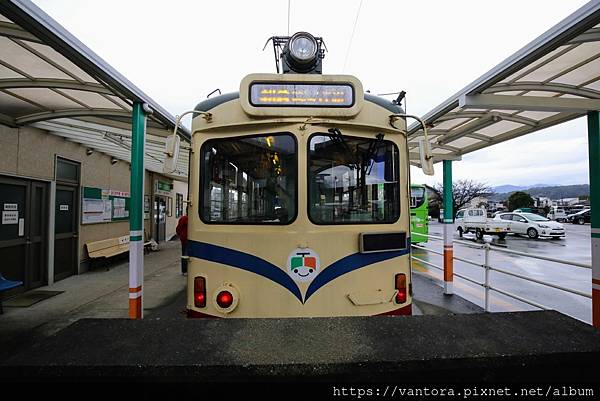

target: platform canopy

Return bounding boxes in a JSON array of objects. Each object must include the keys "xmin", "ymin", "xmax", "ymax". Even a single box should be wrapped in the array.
[
  {"xmin": 408, "ymin": 1, "xmax": 600, "ymax": 165},
  {"xmin": 0, "ymin": 0, "xmax": 190, "ymax": 179}
]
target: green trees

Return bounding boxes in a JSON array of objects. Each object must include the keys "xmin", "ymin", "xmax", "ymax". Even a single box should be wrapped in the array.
[{"xmin": 507, "ymin": 191, "xmax": 534, "ymax": 211}]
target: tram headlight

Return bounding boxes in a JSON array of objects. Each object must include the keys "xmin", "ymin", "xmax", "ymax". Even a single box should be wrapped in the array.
[
  {"xmin": 283, "ymin": 32, "xmax": 321, "ymax": 73},
  {"xmin": 289, "ymin": 32, "xmax": 317, "ymax": 63}
]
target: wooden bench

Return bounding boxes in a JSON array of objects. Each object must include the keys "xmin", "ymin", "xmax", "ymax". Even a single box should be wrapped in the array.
[
  {"xmin": 0, "ymin": 273, "xmax": 23, "ymax": 314},
  {"xmin": 86, "ymin": 234, "xmax": 153, "ymax": 270},
  {"xmin": 86, "ymin": 235, "xmax": 130, "ymax": 270}
]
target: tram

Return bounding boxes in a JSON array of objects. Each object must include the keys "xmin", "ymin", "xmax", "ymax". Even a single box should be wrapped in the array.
[
  {"xmin": 168, "ymin": 32, "xmax": 433, "ymax": 318},
  {"xmin": 410, "ymin": 184, "xmax": 429, "ymax": 244}
]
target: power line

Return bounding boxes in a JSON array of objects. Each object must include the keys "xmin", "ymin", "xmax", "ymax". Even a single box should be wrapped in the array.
[
  {"xmin": 343, "ymin": 0, "xmax": 364, "ymax": 73},
  {"xmin": 287, "ymin": 0, "xmax": 291, "ymax": 36}
]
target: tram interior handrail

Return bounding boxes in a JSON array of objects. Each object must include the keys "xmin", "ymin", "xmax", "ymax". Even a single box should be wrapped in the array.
[{"xmin": 410, "ymin": 230, "xmax": 592, "ymax": 319}]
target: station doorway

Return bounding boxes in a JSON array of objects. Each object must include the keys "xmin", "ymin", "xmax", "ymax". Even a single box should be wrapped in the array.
[
  {"xmin": 154, "ymin": 196, "xmax": 167, "ymax": 243},
  {"xmin": 54, "ymin": 157, "xmax": 80, "ymax": 282},
  {"xmin": 0, "ymin": 175, "xmax": 48, "ymax": 294}
]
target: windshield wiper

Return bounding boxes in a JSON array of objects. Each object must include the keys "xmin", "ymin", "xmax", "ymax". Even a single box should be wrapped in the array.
[
  {"xmin": 366, "ymin": 133, "xmax": 385, "ymax": 175},
  {"xmin": 327, "ymin": 128, "xmax": 359, "ymax": 169}
]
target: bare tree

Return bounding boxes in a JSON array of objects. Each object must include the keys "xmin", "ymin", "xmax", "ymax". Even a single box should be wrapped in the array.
[{"xmin": 430, "ymin": 179, "xmax": 493, "ymax": 218}]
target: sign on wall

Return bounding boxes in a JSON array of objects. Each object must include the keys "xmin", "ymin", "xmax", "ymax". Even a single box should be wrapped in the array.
[
  {"xmin": 155, "ymin": 180, "xmax": 172, "ymax": 196},
  {"xmin": 2, "ymin": 210, "xmax": 18, "ymax": 225},
  {"xmin": 82, "ymin": 186, "xmax": 131, "ymax": 224}
]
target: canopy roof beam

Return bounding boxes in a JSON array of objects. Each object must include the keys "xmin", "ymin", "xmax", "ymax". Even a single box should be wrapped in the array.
[
  {"xmin": 41, "ymin": 119, "xmax": 172, "ymax": 146},
  {"xmin": 410, "ymin": 111, "xmax": 538, "ymax": 138},
  {"xmin": 567, "ymin": 27, "xmax": 600, "ymax": 44},
  {"xmin": 436, "ymin": 113, "xmax": 499, "ymax": 145},
  {"xmin": 464, "ymin": 132, "xmax": 493, "ymax": 142},
  {"xmin": 0, "ymin": 20, "xmax": 40, "ymax": 42},
  {"xmin": 0, "ymin": 112, "xmax": 16, "ymax": 127},
  {"xmin": 459, "ymin": 94, "xmax": 600, "ymax": 113},
  {"xmin": 0, "ymin": 78, "xmax": 115, "ymax": 94},
  {"xmin": 40, "ymin": 124, "xmax": 165, "ymax": 165},
  {"xmin": 458, "ymin": 111, "xmax": 582, "ymax": 156},
  {"xmin": 409, "ymin": 153, "xmax": 462, "ymax": 163},
  {"xmin": 484, "ymin": 82, "xmax": 600, "ymax": 99},
  {"xmin": 15, "ymin": 108, "xmax": 132, "ymax": 125}
]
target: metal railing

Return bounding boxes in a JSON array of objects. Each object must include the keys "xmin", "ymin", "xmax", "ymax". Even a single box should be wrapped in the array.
[{"xmin": 410, "ymin": 232, "xmax": 592, "ymax": 314}]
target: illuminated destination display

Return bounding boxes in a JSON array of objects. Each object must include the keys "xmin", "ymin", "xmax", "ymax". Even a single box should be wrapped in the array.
[{"xmin": 249, "ymin": 82, "xmax": 354, "ymax": 107}]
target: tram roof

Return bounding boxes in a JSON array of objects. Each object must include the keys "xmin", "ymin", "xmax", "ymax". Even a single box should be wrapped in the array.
[
  {"xmin": 0, "ymin": 0, "xmax": 190, "ymax": 179},
  {"xmin": 408, "ymin": 0, "xmax": 600, "ymax": 165}
]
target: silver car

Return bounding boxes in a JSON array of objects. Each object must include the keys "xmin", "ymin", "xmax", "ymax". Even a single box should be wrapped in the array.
[{"xmin": 494, "ymin": 212, "xmax": 565, "ymax": 239}]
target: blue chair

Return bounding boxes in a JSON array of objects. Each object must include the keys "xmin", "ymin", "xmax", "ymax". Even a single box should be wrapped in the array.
[{"xmin": 0, "ymin": 273, "xmax": 23, "ymax": 314}]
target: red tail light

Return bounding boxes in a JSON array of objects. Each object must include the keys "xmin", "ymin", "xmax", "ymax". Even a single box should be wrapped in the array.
[
  {"xmin": 194, "ymin": 277, "xmax": 206, "ymax": 308},
  {"xmin": 395, "ymin": 273, "xmax": 407, "ymax": 304},
  {"xmin": 216, "ymin": 290, "xmax": 234, "ymax": 309}
]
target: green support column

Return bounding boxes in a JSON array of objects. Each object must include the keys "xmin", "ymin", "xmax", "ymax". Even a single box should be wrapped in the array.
[
  {"xmin": 443, "ymin": 160, "xmax": 454, "ymax": 294},
  {"xmin": 587, "ymin": 111, "xmax": 600, "ymax": 328},
  {"xmin": 129, "ymin": 102, "xmax": 147, "ymax": 319}
]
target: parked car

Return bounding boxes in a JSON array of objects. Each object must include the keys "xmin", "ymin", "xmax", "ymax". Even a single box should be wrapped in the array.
[
  {"xmin": 493, "ymin": 212, "xmax": 565, "ymax": 239},
  {"xmin": 547, "ymin": 208, "xmax": 567, "ymax": 222},
  {"xmin": 456, "ymin": 208, "xmax": 510, "ymax": 240},
  {"xmin": 566, "ymin": 209, "xmax": 591, "ymax": 225}
]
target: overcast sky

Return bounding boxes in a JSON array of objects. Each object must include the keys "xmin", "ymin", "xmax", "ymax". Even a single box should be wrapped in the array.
[{"xmin": 32, "ymin": 0, "xmax": 592, "ymax": 188}]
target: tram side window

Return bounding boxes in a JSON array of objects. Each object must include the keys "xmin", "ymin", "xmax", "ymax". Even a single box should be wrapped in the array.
[
  {"xmin": 201, "ymin": 133, "xmax": 297, "ymax": 224},
  {"xmin": 308, "ymin": 133, "xmax": 400, "ymax": 224}
]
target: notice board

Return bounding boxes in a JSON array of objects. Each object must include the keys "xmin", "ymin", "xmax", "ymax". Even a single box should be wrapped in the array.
[{"xmin": 82, "ymin": 187, "xmax": 130, "ymax": 224}]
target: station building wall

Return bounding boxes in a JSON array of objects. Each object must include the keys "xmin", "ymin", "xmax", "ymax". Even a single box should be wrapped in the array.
[{"xmin": 0, "ymin": 124, "xmax": 181, "ymax": 291}]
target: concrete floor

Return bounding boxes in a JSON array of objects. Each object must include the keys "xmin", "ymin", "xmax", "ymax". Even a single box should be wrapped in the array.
[
  {"xmin": 0, "ymin": 240, "xmax": 186, "ymax": 359},
  {"xmin": 413, "ymin": 221, "xmax": 592, "ymax": 323}
]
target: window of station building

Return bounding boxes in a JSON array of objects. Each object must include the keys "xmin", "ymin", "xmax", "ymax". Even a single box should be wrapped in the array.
[
  {"xmin": 308, "ymin": 133, "xmax": 399, "ymax": 224},
  {"xmin": 55, "ymin": 157, "xmax": 80, "ymax": 184},
  {"xmin": 200, "ymin": 133, "xmax": 297, "ymax": 224}
]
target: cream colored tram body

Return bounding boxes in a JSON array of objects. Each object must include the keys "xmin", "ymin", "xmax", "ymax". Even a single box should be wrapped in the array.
[{"xmin": 186, "ymin": 71, "xmax": 412, "ymax": 318}]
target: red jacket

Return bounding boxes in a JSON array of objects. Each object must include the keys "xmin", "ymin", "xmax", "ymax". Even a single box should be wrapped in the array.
[{"xmin": 176, "ymin": 215, "xmax": 188, "ymax": 246}]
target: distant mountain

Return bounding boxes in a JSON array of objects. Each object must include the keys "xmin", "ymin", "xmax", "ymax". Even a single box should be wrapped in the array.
[
  {"xmin": 490, "ymin": 184, "xmax": 589, "ymax": 201},
  {"xmin": 492, "ymin": 185, "xmax": 527, "ymax": 194},
  {"xmin": 492, "ymin": 183, "xmax": 551, "ymax": 193},
  {"xmin": 527, "ymin": 184, "xmax": 589, "ymax": 199}
]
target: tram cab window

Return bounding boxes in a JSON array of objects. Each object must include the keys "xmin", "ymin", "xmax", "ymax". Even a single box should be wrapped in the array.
[
  {"xmin": 200, "ymin": 133, "xmax": 297, "ymax": 224},
  {"xmin": 308, "ymin": 133, "xmax": 400, "ymax": 224}
]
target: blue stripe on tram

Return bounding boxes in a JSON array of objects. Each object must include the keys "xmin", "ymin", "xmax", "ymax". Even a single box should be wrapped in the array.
[
  {"xmin": 187, "ymin": 240, "xmax": 303, "ymax": 303},
  {"xmin": 188, "ymin": 240, "xmax": 410, "ymax": 304}
]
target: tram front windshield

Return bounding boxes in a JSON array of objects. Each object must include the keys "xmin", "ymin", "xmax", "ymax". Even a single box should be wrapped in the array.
[
  {"xmin": 308, "ymin": 133, "xmax": 400, "ymax": 224},
  {"xmin": 410, "ymin": 187, "xmax": 425, "ymax": 208},
  {"xmin": 201, "ymin": 133, "xmax": 296, "ymax": 224}
]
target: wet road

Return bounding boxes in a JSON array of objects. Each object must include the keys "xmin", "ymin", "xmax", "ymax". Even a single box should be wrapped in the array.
[{"xmin": 412, "ymin": 221, "xmax": 592, "ymax": 324}]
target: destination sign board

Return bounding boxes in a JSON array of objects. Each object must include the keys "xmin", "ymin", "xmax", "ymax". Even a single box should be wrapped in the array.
[{"xmin": 249, "ymin": 82, "xmax": 354, "ymax": 107}]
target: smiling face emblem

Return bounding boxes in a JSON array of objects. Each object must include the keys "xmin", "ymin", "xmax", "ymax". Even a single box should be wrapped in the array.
[{"xmin": 287, "ymin": 248, "xmax": 320, "ymax": 282}]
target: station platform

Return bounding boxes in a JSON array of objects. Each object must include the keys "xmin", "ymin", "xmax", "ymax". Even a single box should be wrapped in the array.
[
  {"xmin": 2, "ymin": 310, "xmax": 599, "ymax": 384},
  {"xmin": 2, "ymin": 243, "xmax": 598, "ymax": 386}
]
